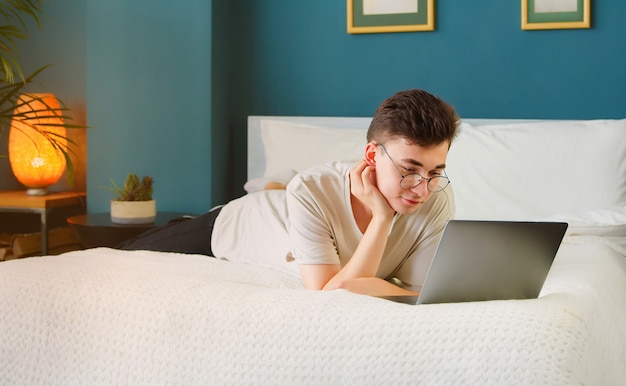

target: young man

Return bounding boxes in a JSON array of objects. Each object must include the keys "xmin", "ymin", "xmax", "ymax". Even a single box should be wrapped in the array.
[
  {"xmin": 281, "ymin": 89, "xmax": 458, "ymax": 296},
  {"xmin": 120, "ymin": 89, "xmax": 459, "ymax": 297}
]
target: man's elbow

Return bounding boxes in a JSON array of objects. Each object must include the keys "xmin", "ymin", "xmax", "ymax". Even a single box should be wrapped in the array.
[
  {"xmin": 298, "ymin": 264, "xmax": 341, "ymax": 291},
  {"xmin": 322, "ymin": 277, "xmax": 373, "ymax": 293},
  {"xmin": 321, "ymin": 280, "xmax": 346, "ymax": 291}
]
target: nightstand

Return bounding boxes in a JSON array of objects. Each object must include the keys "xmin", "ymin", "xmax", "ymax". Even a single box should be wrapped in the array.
[
  {"xmin": 0, "ymin": 191, "xmax": 86, "ymax": 255},
  {"xmin": 67, "ymin": 212, "xmax": 190, "ymax": 248}
]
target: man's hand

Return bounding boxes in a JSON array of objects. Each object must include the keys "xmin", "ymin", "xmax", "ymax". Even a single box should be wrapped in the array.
[{"xmin": 349, "ymin": 160, "xmax": 395, "ymax": 220}]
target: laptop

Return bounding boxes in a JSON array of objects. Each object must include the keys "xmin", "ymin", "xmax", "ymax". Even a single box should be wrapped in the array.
[{"xmin": 383, "ymin": 220, "xmax": 568, "ymax": 305}]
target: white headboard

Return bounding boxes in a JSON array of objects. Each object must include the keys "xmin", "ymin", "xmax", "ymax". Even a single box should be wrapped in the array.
[
  {"xmin": 247, "ymin": 116, "xmax": 540, "ymax": 181},
  {"xmin": 247, "ymin": 115, "xmax": 625, "ymax": 221}
]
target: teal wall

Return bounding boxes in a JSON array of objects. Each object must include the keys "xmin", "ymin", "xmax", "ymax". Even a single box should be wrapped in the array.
[
  {"xmin": 5, "ymin": 0, "xmax": 625, "ymax": 211},
  {"xmin": 86, "ymin": 0, "xmax": 214, "ymax": 214},
  {"xmin": 234, "ymin": 1, "xmax": 625, "ymax": 120}
]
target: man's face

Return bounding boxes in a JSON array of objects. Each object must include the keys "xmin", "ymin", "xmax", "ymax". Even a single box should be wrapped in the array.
[{"xmin": 372, "ymin": 137, "xmax": 449, "ymax": 215}]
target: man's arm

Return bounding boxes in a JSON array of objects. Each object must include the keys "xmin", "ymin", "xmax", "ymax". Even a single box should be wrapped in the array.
[
  {"xmin": 332, "ymin": 277, "xmax": 419, "ymax": 296},
  {"xmin": 319, "ymin": 210, "xmax": 392, "ymax": 289},
  {"xmin": 299, "ymin": 265, "xmax": 419, "ymax": 296},
  {"xmin": 298, "ymin": 160, "xmax": 403, "ymax": 295}
]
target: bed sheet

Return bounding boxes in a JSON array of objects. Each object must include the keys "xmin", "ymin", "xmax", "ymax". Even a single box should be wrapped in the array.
[{"xmin": 0, "ymin": 240, "xmax": 624, "ymax": 385}]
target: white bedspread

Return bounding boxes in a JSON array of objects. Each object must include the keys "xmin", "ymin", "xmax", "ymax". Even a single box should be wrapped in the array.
[{"xmin": 1, "ymin": 240, "xmax": 625, "ymax": 385}]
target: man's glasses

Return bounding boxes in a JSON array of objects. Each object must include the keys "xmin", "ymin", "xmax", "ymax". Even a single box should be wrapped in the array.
[{"xmin": 378, "ymin": 144, "xmax": 450, "ymax": 192}]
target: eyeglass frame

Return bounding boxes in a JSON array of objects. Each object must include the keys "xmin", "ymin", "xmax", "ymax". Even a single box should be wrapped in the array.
[{"xmin": 377, "ymin": 143, "xmax": 450, "ymax": 192}]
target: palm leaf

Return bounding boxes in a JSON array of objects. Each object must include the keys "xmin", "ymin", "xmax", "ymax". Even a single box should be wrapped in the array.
[{"xmin": 0, "ymin": 0, "xmax": 42, "ymax": 83}]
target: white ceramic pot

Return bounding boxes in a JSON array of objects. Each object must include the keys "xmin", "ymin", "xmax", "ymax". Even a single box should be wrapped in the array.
[{"xmin": 110, "ymin": 200, "xmax": 156, "ymax": 224}]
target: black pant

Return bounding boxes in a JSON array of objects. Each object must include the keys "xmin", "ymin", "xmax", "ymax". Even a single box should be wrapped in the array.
[{"xmin": 117, "ymin": 207, "xmax": 222, "ymax": 256}]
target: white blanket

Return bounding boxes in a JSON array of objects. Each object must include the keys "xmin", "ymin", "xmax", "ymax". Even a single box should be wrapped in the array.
[{"xmin": 1, "ymin": 239, "xmax": 624, "ymax": 385}]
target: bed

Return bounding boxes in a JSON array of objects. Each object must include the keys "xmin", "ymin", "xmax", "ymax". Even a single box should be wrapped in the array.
[{"xmin": 1, "ymin": 116, "xmax": 625, "ymax": 385}]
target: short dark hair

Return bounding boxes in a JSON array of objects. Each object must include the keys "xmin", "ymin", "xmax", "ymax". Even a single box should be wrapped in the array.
[{"xmin": 367, "ymin": 89, "xmax": 460, "ymax": 148}]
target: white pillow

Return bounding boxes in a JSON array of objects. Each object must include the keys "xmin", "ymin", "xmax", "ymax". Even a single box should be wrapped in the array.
[
  {"xmin": 446, "ymin": 119, "xmax": 626, "ymax": 220},
  {"xmin": 545, "ymin": 205, "xmax": 626, "ymax": 237},
  {"xmin": 261, "ymin": 120, "xmax": 367, "ymax": 177}
]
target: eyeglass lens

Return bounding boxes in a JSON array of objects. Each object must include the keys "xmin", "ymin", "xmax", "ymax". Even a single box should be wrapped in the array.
[{"xmin": 400, "ymin": 174, "xmax": 448, "ymax": 192}]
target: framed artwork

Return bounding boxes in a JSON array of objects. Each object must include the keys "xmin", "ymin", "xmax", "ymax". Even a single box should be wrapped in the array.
[
  {"xmin": 522, "ymin": 0, "xmax": 590, "ymax": 30},
  {"xmin": 347, "ymin": 0, "xmax": 434, "ymax": 34}
]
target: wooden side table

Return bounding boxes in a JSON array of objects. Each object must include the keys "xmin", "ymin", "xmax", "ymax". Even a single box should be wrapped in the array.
[
  {"xmin": 0, "ymin": 191, "xmax": 86, "ymax": 255},
  {"xmin": 67, "ymin": 212, "xmax": 191, "ymax": 248}
]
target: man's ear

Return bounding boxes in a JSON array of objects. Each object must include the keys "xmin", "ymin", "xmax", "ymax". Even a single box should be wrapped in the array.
[{"xmin": 364, "ymin": 142, "xmax": 378, "ymax": 168}]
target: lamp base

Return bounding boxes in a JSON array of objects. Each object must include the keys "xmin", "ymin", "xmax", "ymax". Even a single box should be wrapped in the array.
[{"xmin": 26, "ymin": 188, "xmax": 49, "ymax": 196}]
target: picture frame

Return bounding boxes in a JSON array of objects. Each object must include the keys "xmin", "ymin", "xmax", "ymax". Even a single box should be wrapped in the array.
[
  {"xmin": 522, "ymin": 0, "xmax": 590, "ymax": 30},
  {"xmin": 347, "ymin": 0, "xmax": 434, "ymax": 34}
]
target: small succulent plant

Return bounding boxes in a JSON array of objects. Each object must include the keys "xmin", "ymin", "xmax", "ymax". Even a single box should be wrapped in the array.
[{"xmin": 108, "ymin": 173, "xmax": 153, "ymax": 201}]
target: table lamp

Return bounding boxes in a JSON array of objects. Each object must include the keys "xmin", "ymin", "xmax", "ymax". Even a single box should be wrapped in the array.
[{"xmin": 8, "ymin": 93, "xmax": 67, "ymax": 196}]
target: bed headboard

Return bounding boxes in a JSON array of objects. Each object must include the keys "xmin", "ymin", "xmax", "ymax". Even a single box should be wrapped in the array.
[
  {"xmin": 247, "ymin": 116, "xmax": 369, "ymax": 181},
  {"xmin": 246, "ymin": 115, "xmax": 625, "ymax": 221},
  {"xmin": 247, "ymin": 116, "xmax": 540, "ymax": 181}
]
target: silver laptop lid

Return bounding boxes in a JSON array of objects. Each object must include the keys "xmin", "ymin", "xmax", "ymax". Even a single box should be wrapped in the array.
[{"xmin": 415, "ymin": 220, "xmax": 568, "ymax": 305}]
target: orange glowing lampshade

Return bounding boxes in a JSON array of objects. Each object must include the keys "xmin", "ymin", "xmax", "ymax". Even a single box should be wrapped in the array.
[{"xmin": 8, "ymin": 93, "xmax": 67, "ymax": 196}]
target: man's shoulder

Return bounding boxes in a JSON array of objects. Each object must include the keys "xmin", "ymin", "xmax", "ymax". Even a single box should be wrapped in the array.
[
  {"xmin": 419, "ymin": 184, "xmax": 455, "ymax": 219},
  {"xmin": 287, "ymin": 160, "xmax": 354, "ymax": 188},
  {"xmin": 299, "ymin": 160, "xmax": 354, "ymax": 177},
  {"xmin": 430, "ymin": 184, "xmax": 455, "ymax": 206}
]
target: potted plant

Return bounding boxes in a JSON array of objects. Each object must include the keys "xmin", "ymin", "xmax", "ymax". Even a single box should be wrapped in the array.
[{"xmin": 107, "ymin": 173, "xmax": 156, "ymax": 224}]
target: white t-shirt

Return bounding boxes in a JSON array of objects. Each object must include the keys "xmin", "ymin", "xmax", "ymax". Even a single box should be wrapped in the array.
[
  {"xmin": 211, "ymin": 189, "xmax": 297, "ymax": 276},
  {"xmin": 212, "ymin": 161, "xmax": 455, "ymax": 289},
  {"xmin": 286, "ymin": 161, "xmax": 454, "ymax": 290}
]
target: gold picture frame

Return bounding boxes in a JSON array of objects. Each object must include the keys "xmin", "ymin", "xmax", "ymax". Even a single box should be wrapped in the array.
[
  {"xmin": 347, "ymin": 0, "xmax": 434, "ymax": 34},
  {"xmin": 522, "ymin": 0, "xmax": 590, "ymax": 30}
]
